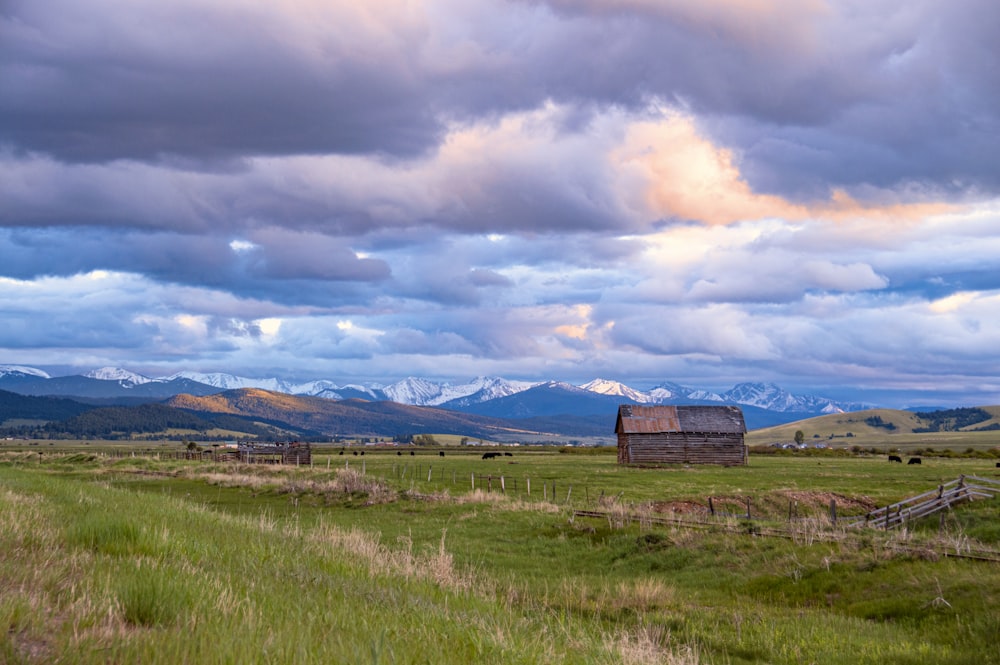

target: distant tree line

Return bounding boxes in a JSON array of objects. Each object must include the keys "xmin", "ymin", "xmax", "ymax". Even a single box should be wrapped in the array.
[
  {"xmin": 913, "ymin": 407, "xmax": 992, "ymax": 433},
  {"xmin": 864, "ymin": 415, "xmax": 897, "ymax": 431},
  {"xmin": 0, "ymin": 402, "xmax": 316, "ymax": 441}
]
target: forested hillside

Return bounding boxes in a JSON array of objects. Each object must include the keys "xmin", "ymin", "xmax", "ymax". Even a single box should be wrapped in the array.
[{"xmin": 0, "ymin": 389, "xmax": 93, "ymax": 423}]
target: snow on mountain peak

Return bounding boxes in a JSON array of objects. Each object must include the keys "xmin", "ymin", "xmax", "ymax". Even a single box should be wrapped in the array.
[
  {"xmin": 382, "ymin": 377, "xmax": 445, "ymax": 405},
  {"xmin": 579, "ymin": 378, "xmax": 653, "ymax": 403},
  {"xmin": 85, "ymin": 367, "xmax": 153, "ymax": 384},
  {"xmin": 0, "ymin": 365, "xmax": 50, "ymax": 379}
]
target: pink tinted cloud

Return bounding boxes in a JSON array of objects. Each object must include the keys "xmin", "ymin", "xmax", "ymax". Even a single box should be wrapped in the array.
[{"xmin": 612, "ymin": 114, "xmax": 957, "ymax": 226}]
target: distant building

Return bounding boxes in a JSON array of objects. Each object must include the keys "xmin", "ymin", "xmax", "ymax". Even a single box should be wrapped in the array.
[{"xmin": 615, "ymin": 405, "xmax": 747, "ymax": 466}]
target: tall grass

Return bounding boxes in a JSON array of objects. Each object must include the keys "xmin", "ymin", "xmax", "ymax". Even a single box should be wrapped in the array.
[{"xmin": 3, "ymin": 452, "xmax": 1000, "ymax": 663}]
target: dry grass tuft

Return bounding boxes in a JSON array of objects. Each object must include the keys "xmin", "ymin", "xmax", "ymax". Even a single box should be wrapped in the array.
[
  {"xmin": 606, "ymin": 623, "xmax": 701, "ymax": 665},
  {"xmin": 310, "ymin": 526, "xmax": 476, "ymax": 592}
]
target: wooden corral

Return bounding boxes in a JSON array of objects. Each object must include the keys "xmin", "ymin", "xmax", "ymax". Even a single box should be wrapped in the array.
[
  {"xmin": 235, "ymin": 441, "xmax": 312, "ymax": 465},
  {"xmin": 616, "ymin": 405, "xmax": 747, "ymax": 466}
]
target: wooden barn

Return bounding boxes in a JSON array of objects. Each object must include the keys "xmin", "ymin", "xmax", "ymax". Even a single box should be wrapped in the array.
[
  {"xmin": 235, "ymin": 441, "xmax": 312, "ymax": 465},
  {"xmin": 615, "ymin": 405, "xmax": 747, "ymax": 466}
]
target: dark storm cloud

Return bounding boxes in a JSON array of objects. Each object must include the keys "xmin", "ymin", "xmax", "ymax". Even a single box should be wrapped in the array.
[
  {"xmin": 3, "ymin": 0, "xmax": 998, "ymax": 198},
  {"xmin": 515, "ymin": 0, "xmax": 1000, "ymax": 197},
  {"xmin": 0, "ymin": 1, "xmax": 443, "ymax": 163}
]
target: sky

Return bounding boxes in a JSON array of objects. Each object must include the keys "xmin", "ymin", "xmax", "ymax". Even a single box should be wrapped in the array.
[{"xmin": 2, "ymin": 0, "xmax": 1000, "ymax": 407}]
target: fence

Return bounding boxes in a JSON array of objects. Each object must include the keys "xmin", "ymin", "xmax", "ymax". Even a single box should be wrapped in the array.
[{"xmin": 845, "ymin": 475, "xmax": 1000, "ymax": 530}]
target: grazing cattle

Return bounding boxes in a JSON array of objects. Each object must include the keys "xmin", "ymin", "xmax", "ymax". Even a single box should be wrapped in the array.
[
  {"xmin": 353, "ymin": 451, "xmax": 358, "ymax": 456},
  {"xmin": 481, "ymin": 452, "xmax": 500, "ymax": 460},
  {"xmin": 410, "ymin": 451, "xmax": 415, "ymax": 456},
  {"xmin": 888, "ymin": 455, "xmax": 902, "ymax": 463},
  {"xmin": 996, "ymin": 462, "xmax": 1000, "ymax": 468},
  {"xmin": 338, "ymin": 450, "xmax": 344, "ymax": 455},
  {"xmin": 397, "ymin": 451, "xmax": 402, "ymax": 456},
  {"xmin": 908, "ymin": 457, "xmax": 921, "ymax": 465},
  {"xmin": 504, "ymin": 452, "xmax": 513, "ymax": 457},
  {"xmin": 439, "ymin": 451, "xmax": 445, "ymax": 457}
]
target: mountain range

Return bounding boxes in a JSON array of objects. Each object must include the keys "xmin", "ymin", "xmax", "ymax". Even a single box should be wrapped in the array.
[{"xmin": 0, "ymin": 364, "xmax": 875, "ymax": 432}]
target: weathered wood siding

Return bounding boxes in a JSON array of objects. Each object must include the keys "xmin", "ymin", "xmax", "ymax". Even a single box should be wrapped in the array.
[
  {"xmin": 618, "ymin": 432, "xmax": 746, "ymax": 465},
  {"xmin": 615, "ymin": 404, "xmax": 747, "ymax": 466}
]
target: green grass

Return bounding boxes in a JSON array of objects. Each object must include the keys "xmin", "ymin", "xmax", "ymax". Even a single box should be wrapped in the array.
[{"xmin": 2, "ymin": 450, "xmax": 1000, "ymax": 663}]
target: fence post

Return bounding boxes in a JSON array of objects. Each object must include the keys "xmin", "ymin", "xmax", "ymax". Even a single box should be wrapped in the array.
[
  {"xmin": 427, "ymin": 466, "xmax": 432, "ymax": 482},
  {"xmin": 527, "ymin": 477, "xmax": 531, "ymax": 497},
  {"xmin": 708, "ymin": 497, "xmax": 715, "ymax": 516},
  {"xmin": 745, "ymin": 497, "xmax": 751, "ymax": 519},
  {"xmin": 471, "ymin": 473, "xmax": 475, "ymax": 491},
  {"xmin": 829, "ymin": 499, "xmax": 836, "ymax": 525},
  {"xmin": 501, "ymin": 476, "xmax": 505, "ymax": 494},
  {"xmin": 566, "ymin": 485, "xmax": 572, "ymax": 504}
]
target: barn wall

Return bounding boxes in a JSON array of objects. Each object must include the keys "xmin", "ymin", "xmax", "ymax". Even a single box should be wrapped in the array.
[{"xmin": 619, "ymin": 433, "xmax": 746, "ymax": 466}]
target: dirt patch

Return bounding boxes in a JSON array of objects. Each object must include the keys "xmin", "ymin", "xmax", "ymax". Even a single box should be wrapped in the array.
[
  {"xmin": 648, "ymin": 491, "xmax": 878, "ymax": 518},
  {"xmin": 775, "ymin": 490, "xmax": 878, "ymax": 512},
  {"xmin": 649, "ymin": 500, "xmax": 710, "ymax": 515}
]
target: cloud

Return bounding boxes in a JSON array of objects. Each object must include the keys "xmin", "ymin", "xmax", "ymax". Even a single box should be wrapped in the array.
[
  {"xmin": 612, "ymin": 115, "xmax": 958, "ymax": 225},
  {"xmin": 0, "ymin": 0, "xmax": 444, "ymax": 162},
  {"xmin": 1, "ymin": 0, "xmax": 998, "ymax": 404}
]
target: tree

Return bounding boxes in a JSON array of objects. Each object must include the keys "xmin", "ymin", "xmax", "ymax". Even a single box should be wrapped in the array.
[{"xmin": 794, "ymin": 430, "xmax": 805, "ymax": 445}]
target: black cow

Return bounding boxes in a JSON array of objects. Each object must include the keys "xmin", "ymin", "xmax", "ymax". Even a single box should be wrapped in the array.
[
  {"xmin": 907, "ymin": 457, "xmax": 921, "ymax": 465},
  {"xmin": 888, "ymin": 455, "xmax": 902, "ymax": 463},
  {"xmin": 397, "ymin": 451, "xmax": 402, "ymax": 456},
  {"xmin": 481, "ymin": 452, "xmax": 500, "ymax": 460},
  {"xmin": 439, "ymin": 451, "xmax": 445, "ymax": 457},
  {"xmin": 504, "ymin": 452, "xmax": 513, "ymax": 457},
  {"xmin": 410, "ymin": 451, "xmax": 415, "ymax": 456}
]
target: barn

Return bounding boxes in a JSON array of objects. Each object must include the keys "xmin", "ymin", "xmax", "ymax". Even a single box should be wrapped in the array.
[{"xmin": 615, "ymin": 404, "xmax": 748, "ymax": 466}]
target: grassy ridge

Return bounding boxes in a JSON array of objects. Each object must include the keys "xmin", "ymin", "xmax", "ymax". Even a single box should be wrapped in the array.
[
  {"xmin": 2, "ymin": 452, "xmax": 1000, "ymax": 663},
  {"xmin": 748, "ymin": 406, "xmax": 1000, "ymax": 451}
]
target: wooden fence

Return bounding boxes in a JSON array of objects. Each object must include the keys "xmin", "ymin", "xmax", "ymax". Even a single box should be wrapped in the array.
[{"xmin": 845, "ymin": 475, "xmax": 1000, "ymax": 530}]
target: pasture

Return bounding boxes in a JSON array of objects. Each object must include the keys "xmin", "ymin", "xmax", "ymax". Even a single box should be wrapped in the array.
[{"xmin": 2, "ymin": 446, "xmax": 1000, "ymax": 664}]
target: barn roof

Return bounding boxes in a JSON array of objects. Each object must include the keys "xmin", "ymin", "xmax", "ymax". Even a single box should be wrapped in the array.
[{"xmin": 615, "ymin": 405, "xmax": 746, "ymax": 435}]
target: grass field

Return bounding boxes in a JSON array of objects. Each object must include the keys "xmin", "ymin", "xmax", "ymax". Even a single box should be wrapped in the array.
[{"xmin": 2, "ymin": 446, "xmax": 1000, "ymax": 664}]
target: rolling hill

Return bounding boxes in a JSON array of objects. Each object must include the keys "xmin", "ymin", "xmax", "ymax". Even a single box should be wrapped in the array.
[{"xmin": 747, "ymin": 406, "xmax": 1000, "ymax": 447}]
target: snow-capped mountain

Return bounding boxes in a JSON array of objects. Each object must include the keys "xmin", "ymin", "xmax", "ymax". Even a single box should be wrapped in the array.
[
  {"xmin": 0, "ymin": 365, "xmax": 50, "ymax": 379},
  {"xmin": 381, "ymin": 377, "xmax": 446, "ymax": 405},
  {"xmin": 379, "ymin": 376, "xmax": 534, "ymax": 406},
  {"xmin": 0, "ymin": 363, "xmax": 874, "ymax": 422},
  {"xmin": 720, "ymin": 382, "xmax": 849, "ymax": 413},
  {"xmin": 433, "ymin": 376, "xmax": 538, "ymax": 406},
  {"xmin": 579, "ymin": 378, "xmax": 655, "ymax": 403},
  {"xmin": 165, "ymin": 371, "xmax": 301, "ymax": 394},
  {"xmin": 649, "ymin": 381, "xmax": 709, "ymax": 401},
  {"xmin": 84, "ymin": 367, "xmax": 154, "ymax": 385}
]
